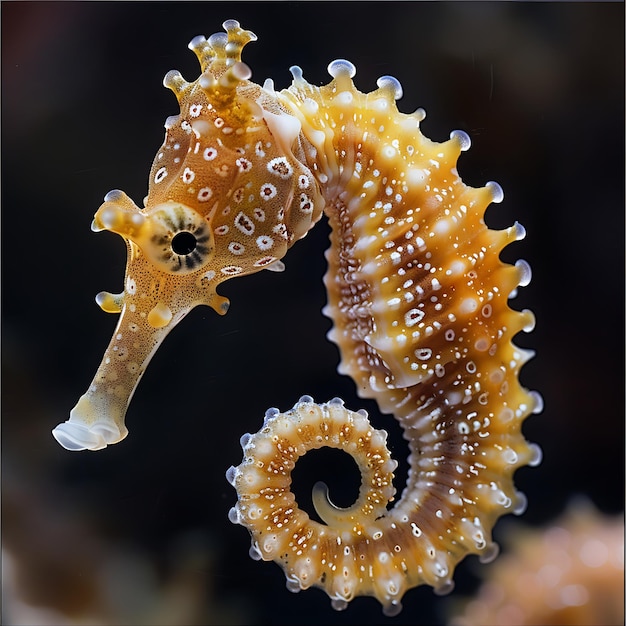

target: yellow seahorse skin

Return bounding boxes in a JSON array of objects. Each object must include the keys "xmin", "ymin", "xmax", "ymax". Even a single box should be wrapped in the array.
[
  {"xmin": 53, "ymin": 20, "xmax": 541, "ymax": 617},
  {"xmin": 227, "ymin": 41, "xmax": 541, "ymax": 614}
]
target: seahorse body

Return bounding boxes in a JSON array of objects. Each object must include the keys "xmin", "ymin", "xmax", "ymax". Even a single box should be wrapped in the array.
[{"xmin": 53, "ymin": 20, "xmax": 541, "ymax": 616}]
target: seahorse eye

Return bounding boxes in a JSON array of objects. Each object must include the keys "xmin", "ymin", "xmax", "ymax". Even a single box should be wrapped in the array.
[
  {"xmin": 143, "ymin": 201, "xmax": 213, "ymax": 274},
  {"xmin": 171, "ymin": 231, "xmax": 197, "ymax": 255},
  {"xmin": 161, "ymin": 222, "xmax": 211, "ymax": 272}
]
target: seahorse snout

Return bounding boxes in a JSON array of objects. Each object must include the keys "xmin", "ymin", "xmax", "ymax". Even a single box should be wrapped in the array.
[{"xmin": 53, "ymin": 394, "xmax": 128, "ymax": 451}]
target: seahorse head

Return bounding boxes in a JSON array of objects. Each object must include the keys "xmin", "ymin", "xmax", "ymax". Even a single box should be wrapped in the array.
[
  {"xmin": 52, "ymin": 20, "xmax": 323, "ymax": 450},
  {"xmin": 97, "ymin": 20, "xmax": 324, "ymax": 314}
]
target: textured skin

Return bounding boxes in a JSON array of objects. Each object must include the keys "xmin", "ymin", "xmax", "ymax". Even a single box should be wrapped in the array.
[{"xmin": 52, "ymin": 20, "xmax": 541, "ymax": 616}]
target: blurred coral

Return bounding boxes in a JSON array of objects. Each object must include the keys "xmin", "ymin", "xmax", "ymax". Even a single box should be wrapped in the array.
[
  {"xmin": 448, "ymin": 501, "xmax": 624, "ymax": 626},
  {"xmin": 3, "ymin": 495, "xmax": 247, "ymax": 626}
]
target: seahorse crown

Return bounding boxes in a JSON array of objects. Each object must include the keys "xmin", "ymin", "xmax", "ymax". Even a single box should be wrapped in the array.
[{"xmin": 52, "ymin": 20, "xmax": 541, "ymax": 617}]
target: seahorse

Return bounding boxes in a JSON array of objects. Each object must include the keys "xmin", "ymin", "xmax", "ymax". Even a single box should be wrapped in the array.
[{"xmin": 52, "ymin": 20, "xmax": 542, "ymax": 616}]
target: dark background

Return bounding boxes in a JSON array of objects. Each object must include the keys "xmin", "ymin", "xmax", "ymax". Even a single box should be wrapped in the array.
[{"xmin": 2, "ymin": 2, "xmax": 624, "ymax": 625}]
